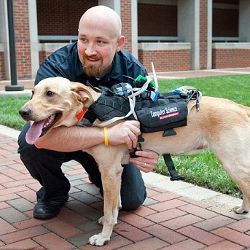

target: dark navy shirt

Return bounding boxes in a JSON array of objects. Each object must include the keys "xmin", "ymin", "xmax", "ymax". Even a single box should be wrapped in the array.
[{"xmin": 35, "ymin": 42, "xmax": 147, "ymax": 88}]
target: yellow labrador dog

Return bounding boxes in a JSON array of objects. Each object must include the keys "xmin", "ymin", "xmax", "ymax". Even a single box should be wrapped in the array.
[{"xmin": 19, "ymin": 77, "xmax": 250, "ymax": 246}]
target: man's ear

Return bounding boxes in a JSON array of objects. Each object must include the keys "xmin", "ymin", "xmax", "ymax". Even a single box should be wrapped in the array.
[{"xmin": 117, "ymin": 35, "xmax": 125, "ymax": 52}]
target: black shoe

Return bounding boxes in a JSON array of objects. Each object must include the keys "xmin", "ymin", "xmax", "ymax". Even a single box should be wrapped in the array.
[{"xmin": 33, "ymin": 196, "xmax": 68, "ymax": 220}]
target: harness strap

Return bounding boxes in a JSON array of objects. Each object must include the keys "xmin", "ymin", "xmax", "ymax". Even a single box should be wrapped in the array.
[{"xmin": 163, "ymin": 154, "xmax": 184, "ymax": 181}]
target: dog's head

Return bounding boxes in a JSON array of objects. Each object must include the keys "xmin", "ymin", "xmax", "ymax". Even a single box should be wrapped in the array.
[{"xmin": 19, "ymin": 77, "xmax": 98, "ymax": 144}]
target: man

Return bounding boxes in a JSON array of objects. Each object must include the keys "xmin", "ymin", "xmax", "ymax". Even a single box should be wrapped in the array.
[{"xmin": 18, "ymin": 5, "xmax": 164, "ymax": 220}]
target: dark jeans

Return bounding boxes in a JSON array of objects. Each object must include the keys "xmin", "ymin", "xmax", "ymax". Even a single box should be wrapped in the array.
[{"xmin": 18, "ymin": 123, "xmax": 147, "ymax": 211}]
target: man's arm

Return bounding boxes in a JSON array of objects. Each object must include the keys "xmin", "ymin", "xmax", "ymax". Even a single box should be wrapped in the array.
[
  {"xmin": 35, "ymin": 126, "xmax": 103, "ymax": 152},
  {"xmin": 34, "ymin": 121, "xmax": 141, "ymax": 151}
]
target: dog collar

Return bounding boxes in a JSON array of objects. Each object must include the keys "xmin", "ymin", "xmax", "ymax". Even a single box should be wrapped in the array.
[{"xmin": 75, "ymin": 108, "xmax": 88, "ymax": 121}]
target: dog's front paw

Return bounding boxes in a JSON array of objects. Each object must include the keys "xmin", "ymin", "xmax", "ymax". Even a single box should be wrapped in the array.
[
  {"xmin": 89, "ymin": 233, "xmax": 110, "ymax": 246},
  {"xmin": 233, "ymin": 205, "xmax": 248, "ymax": 214}
]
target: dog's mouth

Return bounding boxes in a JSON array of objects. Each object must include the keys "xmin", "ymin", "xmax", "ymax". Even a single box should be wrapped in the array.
[{"xmin": 25, "ymin": 112, "xmax": 62, "ymax": 144}]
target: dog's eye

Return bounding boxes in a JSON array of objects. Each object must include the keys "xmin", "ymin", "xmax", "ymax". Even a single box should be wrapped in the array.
[{"xmin": 46, "ymin": 91, "xmax": 54, "ymax": 97}]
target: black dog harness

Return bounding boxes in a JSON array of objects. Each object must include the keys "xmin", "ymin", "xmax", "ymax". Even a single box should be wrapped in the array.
[
  {"xmin": 86, "ymin": 78, "xmax": 201, "ymax": 134},
  {"xmin": 84, "ymin": 76, "xmax": 201, "ymax": 181}
]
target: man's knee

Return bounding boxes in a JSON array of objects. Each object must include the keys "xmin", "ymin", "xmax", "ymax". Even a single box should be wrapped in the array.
[
  {"xmin": 18, "ymin": 142, "xmax": 42, "ymax": 180},
  {"xmin": 121, "ymin": 190, "xmax": 147, "ymax": 211},
  {"xmin": 120, "ymin": 163, "xmax": 147, "ymax": 211},
  {"xmin": 18, "ymin": 124, "xmax": 41, "ymax": 171},
  {"xmin": 18, "ymin": 123, "xmax": 32, "ymax": 153},
  {"xmin": 18, "ymin": 124, "xmax": 62, "ymax": 179}
]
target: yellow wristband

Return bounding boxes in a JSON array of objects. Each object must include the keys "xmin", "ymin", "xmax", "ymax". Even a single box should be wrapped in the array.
[{"xmin": 103, "ymin": 127, "xmax": 109, "ymax": 146}]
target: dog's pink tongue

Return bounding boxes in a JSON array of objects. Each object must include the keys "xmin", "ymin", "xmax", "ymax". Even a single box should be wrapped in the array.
[{"xmin": 25, "ymin": 120, "xmax": 45, "ymax": 144}]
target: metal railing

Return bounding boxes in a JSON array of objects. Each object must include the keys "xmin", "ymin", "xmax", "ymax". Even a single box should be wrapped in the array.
[
  {"xmin": 138, "ymin": 36, "xmax": 178, "ymax": 42},
  {"xmin": 38, "ymin": 35, "xmax": 78, "ymax": 43}
]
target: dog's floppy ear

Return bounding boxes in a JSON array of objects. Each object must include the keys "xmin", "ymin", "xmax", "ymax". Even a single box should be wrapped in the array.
[{"xmin": 70, "ymin": 82, "xmax": 94, "ymax": 105}]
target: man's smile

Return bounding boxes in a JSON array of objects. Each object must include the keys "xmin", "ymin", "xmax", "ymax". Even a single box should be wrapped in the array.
[{"xmin": 85, "ymin": 57, "xmax": 101, "ymax": 64}]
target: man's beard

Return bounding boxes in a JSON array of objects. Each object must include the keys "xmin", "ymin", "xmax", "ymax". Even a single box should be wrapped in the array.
[
  {"xmin": 84, "ymin": 64, "xmax": 102, "ymax": 77},
  {"xmin": 82, "ymin": 56, "xmax": 103, "ymax": 78}
]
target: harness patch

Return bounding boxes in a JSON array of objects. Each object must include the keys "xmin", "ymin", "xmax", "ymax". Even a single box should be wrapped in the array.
[{"xmin": 134, "ymin": 96, "xmax": 188, "ymax": 132}]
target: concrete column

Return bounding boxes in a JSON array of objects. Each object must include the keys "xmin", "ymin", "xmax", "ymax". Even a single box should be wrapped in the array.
[
  {"xmin": 0, "ymin": 0, "xmax": 10, "ymax": 79},
  {"xmin": 28, "ymin": 0, "xmax": 39, "ymax": 78},
  {"xmin": 131, "ymin": 0, "xmax": 138, "ymax": 58},
  {"xmin": 207, "ymin": 0, "xmax": 212, "ymax": 69},
  {"xmin": 239, "ymin": 0, "xmax": 250, "ymax": 42},
  {"xmin": 178, "ymin": 0, "xmax": 200, "ymax": 69}
]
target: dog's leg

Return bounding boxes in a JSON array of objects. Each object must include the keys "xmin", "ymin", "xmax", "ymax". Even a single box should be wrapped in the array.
[
  {"xmin": 98, "ymin": 193, "xmax": 121, "ymax": 225},
  {"xmin": 89, "ymin": 161, "xmax": 122, "ymax": 246},
  {"xmin": 220, "ymin": 162, "xmax": 250, "ymax": 214},
  {"xmin": 230, "ymin": 169, "xmax": 250, "ymax": 214},
  {"xmin": 207, "ymin": 121, "xmax": 250, "ymax": 214},
  {"xmin": 233, "ymin": 193, "xmax": 250, "ymax": 214}
]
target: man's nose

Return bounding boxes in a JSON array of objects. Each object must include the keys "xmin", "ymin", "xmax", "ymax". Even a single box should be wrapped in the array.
[{"xmin": 85, "ymin": 43, "xmax": 96, "ymax": 56}]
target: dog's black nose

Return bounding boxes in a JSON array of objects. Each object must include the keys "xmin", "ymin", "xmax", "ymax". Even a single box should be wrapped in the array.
[{"xmin": 19, "ymin": 108, "xmax": 31, "ymax": 120}]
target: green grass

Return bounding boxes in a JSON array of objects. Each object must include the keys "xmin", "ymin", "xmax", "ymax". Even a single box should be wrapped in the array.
[
  {"xmin": 156, "ymin": 152, "xmax": 241, "ymax": 197},
  {"xmin": 0, "ymin": 96, "xmax": 28, "ymax": 130},
  {"xmin": 1, "ymin": 74, "xmax": 250, "ymax": 197},
  {"xmin": 158, "ymin": 74, "xmax": 250, "ymax": 105}
]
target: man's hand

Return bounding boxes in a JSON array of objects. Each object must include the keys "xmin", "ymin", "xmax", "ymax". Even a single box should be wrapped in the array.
[
  {"xmin": 108, "ymin": 121, "xmax": 159, "ymax": 172},
  {"xmin": 108, "ymin": 121, "xmax": 141, "ymax": 149},
  {"xmin": 129, "ymin": 150, "xmax": 159, "ymax": 173}
]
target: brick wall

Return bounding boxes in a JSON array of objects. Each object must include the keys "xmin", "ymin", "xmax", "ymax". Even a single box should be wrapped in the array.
[
  {"xmin": 37, "ymin": 0, "xmax": 97, "ymax": 36},
  {"xmin": 138, "ymin": 4, "xmax": 177, "ymax": 36},
  {"xmin": 0, "ymin": 52, "xmax": 5, "ymax": 80},
  {"xmin": 138, "ymin": 50, "xmax": 191, "ymax": 72},
  {"xmin": 212, "ymin": 49, "xmax": 250, "ymax": 68},
  {"xmin": 120, "ymin": 0, "xmax": 132, "ymax": 53},
  {"xmin": 39, "ymin": 51, "xmax": 50, "ymax": 65},
  {"xmin": 14, "ymin": 0, "xmax": 32, "ymax": 79},
  {"xmin": 200, "ymin": 0, "xmax": 208, "ymax": 69},
  {"xmin": 38, "ymin": 43, "xmax": 68, "ymax": 65}
]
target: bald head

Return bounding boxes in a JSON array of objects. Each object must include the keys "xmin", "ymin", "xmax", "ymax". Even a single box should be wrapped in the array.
[
  {"xmin": 79, "ymin": 5, "xmax": 122, "ymax": 39},
  {"xmin": 77, "ymin": 5, "xmax": 125, "ymax": 78}
]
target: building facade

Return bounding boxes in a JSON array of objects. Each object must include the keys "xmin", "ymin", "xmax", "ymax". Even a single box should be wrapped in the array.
[{"xmin": 0, "ymin": 0, "xmax": 250, "ymax": 80}]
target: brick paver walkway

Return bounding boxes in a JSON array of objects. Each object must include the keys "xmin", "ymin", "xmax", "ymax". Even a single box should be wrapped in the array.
[{"xmin": 1, "ymin": 132, "xmax": 250, "ymax": 249}]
